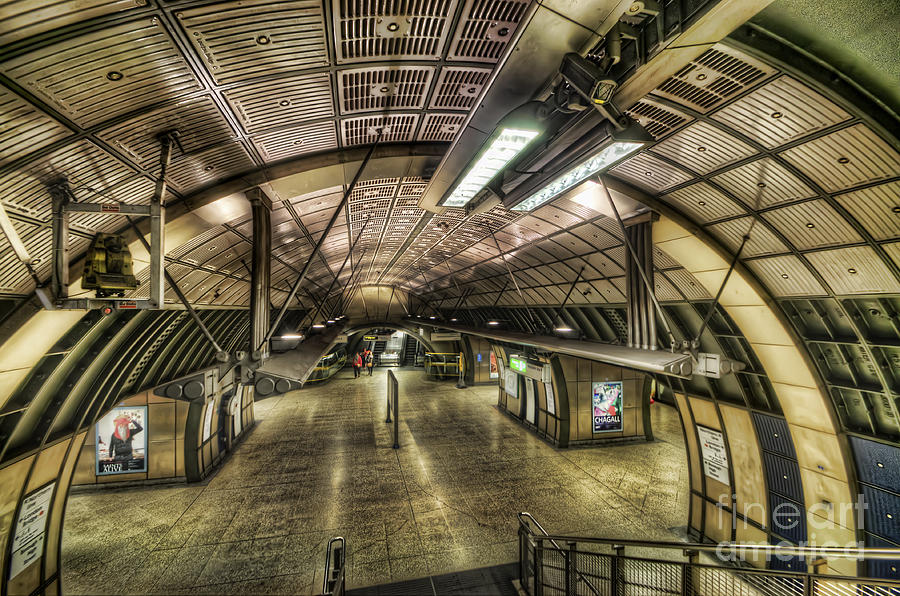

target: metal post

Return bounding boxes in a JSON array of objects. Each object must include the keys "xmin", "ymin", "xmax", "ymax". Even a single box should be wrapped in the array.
[
  {"xmin": 264, "ymin": 130, "xmax": 383, "ymax": 349},
  {"xmin": 625, "ymin": 222, "xmax": 655, "ymax": 350},
  {"xmin": 247, "ymin": 188, "xmax": 272, "ymax": 359},
  {"xmin": 611, "ymin": 545, "xmax": 624, "ymax": 596},
  {"xmin": 534, "ymin": 541, "xmax": 544, "ymax": 596},
  {"xmin": 391, "ymin": 370, "xmax": 399, "ymax": 449},
  {"xmin": 681, "ymin": 549, "xmax": 697, "ymax": 596},
  {"xmin": 566, "ymin": 541, "xmax": 576, "ymax": 596},
  {"xmin": 149, "ymin": 133, "xmax": 175, "ymax": 308},
  {"xmin": 49, "ymin": 183, "xmax": 69, "ymax": 300}
]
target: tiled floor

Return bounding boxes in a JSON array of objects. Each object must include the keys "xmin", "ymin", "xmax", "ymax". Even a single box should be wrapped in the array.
[{"xmin": 62, "ymin": 368, "xmax": 689, "ymax": 594}]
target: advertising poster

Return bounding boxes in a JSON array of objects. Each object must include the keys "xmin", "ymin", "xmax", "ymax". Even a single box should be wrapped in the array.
[
  {"xmin": 229, "ymin": 389, "xmax": 243, "ymax": 438},
  {"xmin": 10, "ymin": 483, "xmax": 54, "ymax": 579},
  {"xmin": 545, "ymin": 382, "xmax": 556, "ymax": 415},
  {"xmin": 592, "ymin": 381, "xmax": 623, "ymax": 433},
  {"xmin": 504, "ymin": 369, "xmax": 518, "ymax": 398},
  {"xmin": 489, "ymin": 351, "xmax": 499, "ymax": 379},
  {"xmin": 202, "ymin": 399, "xmax": 215, "ymax": 442},
  {"xmin": 96, "ymin": 406, "xmax": 147, "ymax": 475},
  {"xmin": 697, "ymin": 426, "xmax": 730, "ymax": 485}
]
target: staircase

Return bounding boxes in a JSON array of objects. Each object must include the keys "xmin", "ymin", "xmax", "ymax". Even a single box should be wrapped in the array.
[
  {"xmin": 373, "ymin": 339, "xmax": 386, "ymax": 364},
  {"xmin": 402, "ymin": 335, "xmax": 418, "ymax": 366}
]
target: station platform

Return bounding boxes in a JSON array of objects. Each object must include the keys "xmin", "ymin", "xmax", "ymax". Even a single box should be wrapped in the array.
[{"xmin": 61, "ymin": 368, "xmax": 687, "ymax": 594}]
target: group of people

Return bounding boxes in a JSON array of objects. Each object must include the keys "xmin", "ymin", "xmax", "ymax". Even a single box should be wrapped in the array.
[{"xmin": 352, "ymin": 348, "xmax": 374, "ymax": 378}]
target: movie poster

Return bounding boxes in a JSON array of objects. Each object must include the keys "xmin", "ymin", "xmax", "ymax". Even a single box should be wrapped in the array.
[
  {"xmin": 489, "ymin": 351, "xmax": 499, "ymax": 379},
  {"xmin": 592, "ymin": 381, "xmax": 623, "ymax": 433},
  {"xmin": 96, "ymin": 406, "xmax": 147, "ymax": 475}
]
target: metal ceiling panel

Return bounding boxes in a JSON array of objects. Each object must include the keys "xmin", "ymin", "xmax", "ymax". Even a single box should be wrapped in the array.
[
  {"xmin": 446, "ymin": 0, "xmax": 529, "ymax": 63},
  {"xmin": 653, "ymin": 45, "xmax": 777, "ymax": 114},
  {"xmin": 418, "ymin": 113, "xmax": 465, "ymax": 141},
  {"xmin": 165, "ymin": 142, "xmax": 255, "ymax": 194},
  {"xmin": 429, "ymin": 66, "xmax": 491, "ymax": 110},
  {"xmin": 0, "ymin": 140, "xmax": 151, "ymax": 222},
  {"xmin": 779, "ymin": 124, "xmax": 900, "ymax": 193},
  {"xmin": 0, "ymin": 87, "xmax": 71, "ymax": 167},
  {"xmin": 98, "ymin": 96, "xmax": 235, "ymax": 168},
  {"xmin": 883, "ymin": 242, "xmax": 900, "ymax": 270},
  {"xmin": 626, "ymin": 98, "xmax": 693, "ymax": 140},
  {"xmin": 650, "ymin": 121, "xmax": 757, "ymax": 175},
  {"xmin": 834, "ymin": 181, "xmax": 900, "ymax": 241},
  {"xmin": 706, "ymin": 217, "xmax": 788, "ymax": 257},
  {"xmin": 660, "ymin": 182, "xmax": 745, "ymax": 224},
  {"xmin": 224, "ymin": 73, "xmax": 334, "ymax": 134},
  {"xmin": 805, "ymin": 246, "xmax": 900, "ymax": 295},
  {"xmin": 533, "ymin": 205, "xmax": 583, "ymax": 230},
  {"xmin": 568, "ymin": 224, "xmax": 620, "ymax": 251},
  {"xmin": 177, "ymin": 0, "xmax": 328, "ymax": 85},
  {"xmin": 341, "ymin": 113, "xmax": 419, "ymax": 145},
  {"xmin": 604, "ymin": 245, "xmax": 626, "ymax": 268},
  {"xmin": 609, "ymin": 152, "xmax": 693, "ymax": 193},
  {"xmin": 710, "ymin": 157, "xmax": 816, "ymax": 208},
  {"xmin": 745, "ymin": 255, "xmax": 827, "ymax": 297},
  {"xmin": 653, "ymin": 248, "xmax": 680, "ymax": 270},
  {"xmin": 579, "ymin": 252, "xmax": 623, "ymax": 278},
  {"xmin": 762, "ymin": 199, "xmax": 864, "ymax": 250},
  {"xmin": 1, "ymin": 19, "xmax": 203, "ymax": 129},
  {"xmin": 333, "ymin": 0, "xmax": 458, "ymax": 63},
  {"xmin": 0, "ymin": 0, "xmax": 141, "ymax": 48},
  {"xmin": 654, "ymin": 272, "xmax": 682, "ymax": 302},
  {"xmin": 338, "ymin": 66, "xmax": 434, "ymax": 114},
  {"xmin": 711, "ymin": 75, "xmax": 851, "ymax": 149},
  {"xmin": 252, "ymin": 121, "xmax": 339, "ymax": 162},
  {"xmin": 169, "ymin": 226, "xmax": 227, "ymax": 260},
  {"xmin": 663, "ymin": 268, "xmax": 712, "ymax": 301},
  {"xmin": 552, "ymin": 232, "xmax": 593, "ymax": 255}
]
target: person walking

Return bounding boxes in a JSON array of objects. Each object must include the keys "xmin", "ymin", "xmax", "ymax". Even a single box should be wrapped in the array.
[
  {"xmin": 352, "ymin": 351, "xmax": 362, "ymax": 378},
  {"xmin": 365, "ymin": 349, "xmax": 374, "ymax": 376}
]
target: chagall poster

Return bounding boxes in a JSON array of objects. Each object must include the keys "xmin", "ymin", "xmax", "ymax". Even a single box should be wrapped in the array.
[
  {"xmin": 489, "ymin": 351, "xmax": 499, "ymax": 379},
  {"xmin": 96, "ymin": 406, "xmax": 147, "ymax": 475},
  {"xmin": 592, "ymin": 381, "xmax": 623, "ymax": 433}
]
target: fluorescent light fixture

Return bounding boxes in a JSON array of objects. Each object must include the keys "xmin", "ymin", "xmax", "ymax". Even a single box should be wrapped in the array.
[
  {"xmin": 327, "ymin": 319, "xmax": 335, "ymax": 324},
  {"xmin": 555, "ymin": 326, "xmax": 574, "ymax": 333},
  {"xmin": 278, "ymin": 334, "xmax": 304, "ymax": 340},
  {"xmin": 450, "ymin": 318, "xmax": 457, "ymax": 322},
  {"xmin": 511, "ymin": 141, "xmax": 643, "ymax": 212},
  {"xmin": 487, "ymin": 321, "xmax": 500, "ymax": 326},
  {"xmin": 441, "ymin": 128, "xmax": 539, "ymax": 208},
  {"xmin": 312, "ymin": 323, "xmax": 325, "ymax": 329},
  {"xmin": 429, "ymin": 316, "xmax": 436, "ymax": 319}
]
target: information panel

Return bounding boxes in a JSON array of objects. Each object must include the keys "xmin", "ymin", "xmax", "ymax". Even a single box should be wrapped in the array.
[
  {"xmin": 545, "ymin": 382, "xmax": 556, "ymax": 415},
  {"xmin": 697, "ymin": 426, "xmax": 730, "ymax": 485},
  {"xmin": 592, "ymin": 381, "xmax": 623, "ymax": 433},
  {"xmin": 10, "ymin": 483, "xmax": 54, "ymax": 579},
  {"xmin": 203, "ymin": 399, "xmax": 215, "ymax": 441},
  {"xmin": 96, "ymin": 406, "xmax": 147, "ymax": 475},
  {"xmin": 504, "ymin": 369, "xmax": 518, "ymax": 398}
]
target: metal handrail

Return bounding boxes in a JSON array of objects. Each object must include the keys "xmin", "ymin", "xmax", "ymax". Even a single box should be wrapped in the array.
[
  {"xmin": 322, "ymin": 536, "xmax": 346, "ymax": 595},
  {"xmin": 519, "ymin": 512, "xmax": 600, "ymax": 596}
]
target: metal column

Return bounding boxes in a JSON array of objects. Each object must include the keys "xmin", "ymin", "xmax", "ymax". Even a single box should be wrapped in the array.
[
  {"xmin": 625, "ymin": 221, "xmax": 656, "ymax": 351},
  {"xmin": 49, "ymin": 184, "xmax": 69, "ymax": 300},
  {"xmin": 248, "ymin": 188, "xmax": 272, "ymax": 359},
  {"xmin": 149, "ymin": 133, "xmax": 176, "ymax": 308}
]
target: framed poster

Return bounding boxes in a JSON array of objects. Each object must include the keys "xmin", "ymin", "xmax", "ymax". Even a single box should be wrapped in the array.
[
  {"xmin": 504, "ymin": 369, "xmax": 518, "ymax": 398},
  {"xmin": 592, "ymin": 381, "xmax": 623, "ymax": 433},
  {"xmin": 202, "ymin": 399, "xmax": 215, "ymax": 442},
  {"xmin": 525, "ymin": 378, "xmax": 536, "ymax": 423},
  {"xmin": 697, "ymin": 426, "xmax": 730, "ymax": 485},
  {"xmin": 96, "ymin": 406, "xmax": 147, "ymax": 475},
  {"xmin": 229, "ymin": 389, "xmax": 242, "ymax": 438},
  {"xmin": 10, "ymin": 483, "xmax": 54, "ymax": 579},
  {"xmin": 489, "ymin": 351, "xmax": 499, "ymax": 379},
  {"xmin": 545, "ymin": 382, "xmax": 556, "ymax": 415}
]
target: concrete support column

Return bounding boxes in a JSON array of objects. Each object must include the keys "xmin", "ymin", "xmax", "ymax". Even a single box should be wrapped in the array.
[
  {"xmin": 247, "ymin": 188, "xmax": 272, "ymax": 359},
  {"xmin": 625, "ymin": 220, "xmax": 656, "ymax": 351}
]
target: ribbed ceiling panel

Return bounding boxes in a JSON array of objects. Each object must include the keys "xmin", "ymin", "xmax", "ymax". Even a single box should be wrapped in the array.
[
  {"xmin": 1, "ymin": 19, "xmax": 202, "ymax": 128},
  {"xmin": 834, "ymin": 181, "xmax": 900, "ymax": 241},
  {"xmin": 650, "ymin": 121, "xmax": 757, "ymax": 175},
  {"xmin": 0, "ymin": 88, "xmax": 71, "ymax": 167},
  {"xmin": 762, "ymin": 199, "xmax": 864, "ymax": 250},
  {"xmin": 177, "ymin": 0, "xmax": 328, "ymax": 84},
  {"xmin": 710, "ymin": 157, "xmax": 816, "ymax": 208},
  {"xmin": 660, "ymin": 182, "xmax": 745, "ymax": 223},
  {"xmin": 224, "ymin": 73, "xmax": 334, "ymax": 134}
]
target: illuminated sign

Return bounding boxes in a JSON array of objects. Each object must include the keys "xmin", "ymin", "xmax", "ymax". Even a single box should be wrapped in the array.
[
  {"xmin": 363, "ymin": 335, "xmax": 378, "ymax": 341},
  {"xmin": 510, "ymin": 356, "xmax": 527, "ymax": 373}
]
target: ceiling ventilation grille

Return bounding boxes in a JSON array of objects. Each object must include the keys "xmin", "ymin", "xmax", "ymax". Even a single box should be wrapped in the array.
[
  {"xmin": 350, "ymin": 185, "xmax": 394, "ymax": 202},
  {"xmin": 625, "ymin": 99, "xmax": 692, "ymax": 139},
  {"xmin": 177, "ymin": 0, "xmax": 328, "ymax": 85},
  {"xmin": 341, "ymin": 114, "xmax": 419, "ymax": 145},
  {"xmin": 334, "ymin": 0, "xmax": 457, "ymax": 62},
  {"xmin": 1, "ymin": 19, "xmax": 202, "ymax": 128},
  {"xmin": 418, "ymin": 113, "xmax": 465, "ymax": 141},
  {"xmin": 224, "ymin": 73, "xmax": 334, "ymax": 134},
  {"xmin": 653, "ymin": 45, "xmax": 776, "ymax": 113},
  {"xmin": 447, "ymin": 0, "xmax": 529, "ymax": 62},
  {"xmin": 429, "ymin": 67, "xmax": 491, "ymax": 109},
  {"xmin": 339, "ymin": 66, "xmax": 434, "ymax": 113},
  {"xmin": 252, "ymin": 121, "xmax": 338, "ymax": 162}
]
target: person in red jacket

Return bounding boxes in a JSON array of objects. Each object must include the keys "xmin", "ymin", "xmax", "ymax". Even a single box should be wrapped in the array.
[{"xmin": 353, "ymin": 352, "xmax": 363, "ymax": 378}]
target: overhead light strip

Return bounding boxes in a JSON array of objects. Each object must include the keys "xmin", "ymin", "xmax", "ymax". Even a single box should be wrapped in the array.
[
  {"xmin": 441, "ymin": 128, "xmax": 540, "ymax": 208},
  {"xmin": 511, "ymin": 141, "xmax": 643, "ymax": 212}
]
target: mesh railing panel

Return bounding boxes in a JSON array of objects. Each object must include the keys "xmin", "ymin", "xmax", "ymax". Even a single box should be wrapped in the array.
[
  {"xmin": 814, "ymin": 578, "xmax": 900, "ymax": 596},
  {"xmin": 575, "ymin": 551, "xmax": 612, "ymax": 596},
  {"xmin": 693, "ymin": 566, "xmax": 803, "ymax": 596},
  {"xmin": 622, "ymin": 557, "xmax": 682, "ymax": 595},
  {"xmin": 539, "ymin": 546, "xmax": 567, "ymax": 596}
]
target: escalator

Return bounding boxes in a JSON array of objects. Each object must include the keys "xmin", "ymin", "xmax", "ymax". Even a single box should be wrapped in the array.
[{"xmin": 402, "ymin": 335, "xmax": 418, "ymax": 366}]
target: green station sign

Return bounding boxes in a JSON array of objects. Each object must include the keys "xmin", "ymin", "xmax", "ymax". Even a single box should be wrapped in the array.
[{"xmin": 510, "ymin": 356, "xmax": 527, "ymax": 373}]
